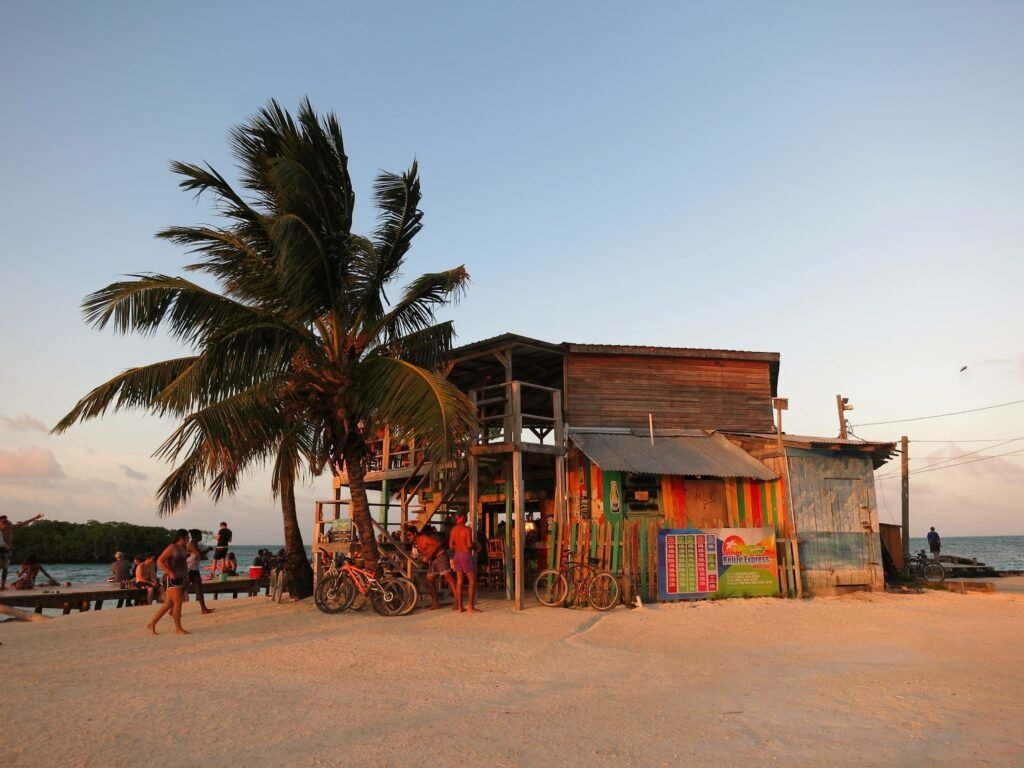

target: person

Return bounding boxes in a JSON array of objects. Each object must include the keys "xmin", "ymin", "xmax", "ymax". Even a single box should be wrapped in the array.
[
  {"xmin": 927, "ymin": 527, "xmax": 942, "ymax": 559},
  {"xmin": 186, "ymin": 530, "xmax": 214, "ymax": 615},
  {"xmin": 224, "ymin": 552, "xmax": 238, "ymax": 576},
  {"xmin": 449, "ymin": 513, "xmax": 481, "ymax": 614},
  {"xmin": 0, "ymin": 513, "xmax": 44, "ymax": 590},
  {"xmin": 147, "ymin": 529, "xmax": 190, "ymax": 636},
  {"xmin": 111, "ymin": 551, "xmax": 134, "ymax": 587},
  {"xmin": 11, "ymin": 553, "xmax": 58, "ymax": 590},
  {"xmin": 211, "ymin": 521, "xmax": 232, "ymax": 574},
  {"xmin": 134, "ymin": 553, "xmax": 161, "ymax": 605},
  {"xmin": 415, "ymin": 525, "xmax": 457, "ymax": 611}
]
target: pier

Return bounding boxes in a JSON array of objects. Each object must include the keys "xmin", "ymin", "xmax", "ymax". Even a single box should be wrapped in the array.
[{"xmin": 0, "ymin": 577, "xmax": 270, "ymax": 620}]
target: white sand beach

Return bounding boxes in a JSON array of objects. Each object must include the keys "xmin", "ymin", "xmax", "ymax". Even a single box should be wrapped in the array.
[{"xmin": 4, "ymin": 585, "xmax": 1023, "ymax": 768}]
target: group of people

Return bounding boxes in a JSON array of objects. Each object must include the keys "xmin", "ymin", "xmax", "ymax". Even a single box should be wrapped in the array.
[
  {"xmin": 411, "ymin": 513, "xmax": 481, "ymax": 614},
  {"xmin": 0, "ymin": 513, "xmax": 53, "ymax": 590}
]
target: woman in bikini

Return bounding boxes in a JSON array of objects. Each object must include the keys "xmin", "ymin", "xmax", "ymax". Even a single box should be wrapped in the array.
[{"xmin": 147, "ymin": 529, "xmax": 191, "ymax": 635}]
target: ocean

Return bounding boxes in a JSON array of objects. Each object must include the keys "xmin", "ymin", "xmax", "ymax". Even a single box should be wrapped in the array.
[
  {"xmin": 907, "ymin": 535, "xmax": 1024, "ymax": 571},
  {"xmin": 17, "ymin": 544, "xmax": 297, "ymax": 587}
]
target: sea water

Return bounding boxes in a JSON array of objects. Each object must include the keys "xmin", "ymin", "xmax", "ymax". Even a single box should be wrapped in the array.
[
  {"xmin": 17, "ymin": 544, "xmax": 304, "ymax": 587},
  {"xmin": 907, "ymin": 535, "xmax": 1024, "ymax": 571}
]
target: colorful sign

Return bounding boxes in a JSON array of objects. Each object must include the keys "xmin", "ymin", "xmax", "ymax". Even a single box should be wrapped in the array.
[
  {"xmin": 658, "ymin": 527, "xmax": 779, "ymax": 600},
  {"xmin": 658, "ymin": 530, "xmax": 719, "ymax": 600},
  {"xmin": 716, "ymin": 527, "xmax": 779, "ymax": 598}
]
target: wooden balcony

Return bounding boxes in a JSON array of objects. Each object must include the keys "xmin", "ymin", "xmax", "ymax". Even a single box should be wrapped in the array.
[{"xmin": 469, "ymin": 381, "xmax": 564, "ymax": 456}]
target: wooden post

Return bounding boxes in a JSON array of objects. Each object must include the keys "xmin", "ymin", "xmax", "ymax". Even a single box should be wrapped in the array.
[
  {"xmin": 513, "ymin": 449, "xmax": 525, "ymax": 611},
  {"xmin": 511, "ymin": 381, "xmax": 522, "ymax": 447},
  {"xmin": 469, "ymin": 452, "xmax": 479, "ymax": 530},
  {"xmin": 836, "ymin": 394, "xmax": 848, "ymax": 439},
  {"xmin": 901, "ymin": 435, "xmax": 910, "ymax": 570}
]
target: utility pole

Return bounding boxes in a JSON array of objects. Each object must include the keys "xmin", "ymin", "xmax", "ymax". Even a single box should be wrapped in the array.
[
  {"xmin": 836, "ymin": 394, "xmax": 853, "ymax": 439},
  {"xmin": 901, "ymin": 435, "xmax": 910, "ymax": 570}
]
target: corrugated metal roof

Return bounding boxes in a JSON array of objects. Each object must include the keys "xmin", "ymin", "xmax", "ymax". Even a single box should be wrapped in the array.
[
  {"xmin": 565, "ymin": 343, "xmax": 779, "ymax": 363},
  {"xmin": 570, "ymin": 430, "xmax": 778, "ymax": 480}
]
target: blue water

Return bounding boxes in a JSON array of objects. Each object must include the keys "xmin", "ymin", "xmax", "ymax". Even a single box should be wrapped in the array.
[
  {"xmin": 21, "ymin": 544, "xmax": 292, "ymax": 587},
  {"xmin": 908, "ymin": 536, "xmax": 1024, "ymax": 572}
]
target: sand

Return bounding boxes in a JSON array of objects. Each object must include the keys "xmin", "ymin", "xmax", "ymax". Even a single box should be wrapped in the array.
[{"xmin": 4, "ymin": 584, "xmax": 1023, "ymax": 768}]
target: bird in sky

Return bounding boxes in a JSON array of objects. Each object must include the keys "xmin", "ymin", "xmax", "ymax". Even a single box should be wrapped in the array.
[{"xmin": 960, "ymin": 366, "xmax": 968, "ymax": 372}]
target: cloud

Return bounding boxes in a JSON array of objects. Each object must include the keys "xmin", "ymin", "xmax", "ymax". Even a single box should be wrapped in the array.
[
  {"xmin": 0, "ymin": 447, "xmax": 66, "ymax": 481},
  {"xmin": 119, "ymin": 464, "xmax": 148, "ymax": 481},
  {"xmin": 1, "ymin": 414, "xmax": 48, "ymax": 433}
]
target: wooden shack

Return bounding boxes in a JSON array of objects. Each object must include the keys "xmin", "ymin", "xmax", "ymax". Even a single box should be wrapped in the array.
[
  {"xmin": 321, "ymin": 333, "xmax": 892, "ymax": 606},
  {"xmin": 727, "ymin": 433, "xmax": 896, "ymax": 594}
]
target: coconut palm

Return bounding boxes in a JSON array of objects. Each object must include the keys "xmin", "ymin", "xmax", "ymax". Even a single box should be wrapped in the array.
[{"xmin": 54, "ymin": 99, "xmax": 477, "ymax": 594}]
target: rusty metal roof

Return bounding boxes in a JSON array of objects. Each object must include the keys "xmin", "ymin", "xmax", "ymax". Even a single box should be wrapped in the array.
[{"xmin": 569, "ymin": 429, "xmax": 778, "ymax": 480}]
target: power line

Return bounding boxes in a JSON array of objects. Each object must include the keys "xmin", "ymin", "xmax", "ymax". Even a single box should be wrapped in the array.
[
  {"xmin": 852, "ymin": 398, "xmax": 1024, "ymax": 427},
  {"xmin": 899, "ymin": 436, "xmax": 1024, "ymax": 472},
  {"xmin": 911, "ymin": 438, "xmax": 1022, "ymax": 443},
  {"xmin": 877, "ymin": 445, "xmax": 1024, "ymax": 479}
]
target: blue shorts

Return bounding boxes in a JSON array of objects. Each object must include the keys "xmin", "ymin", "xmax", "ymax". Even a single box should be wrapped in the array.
[{"xmin": 453, "ymin": 552, "xmax": 476, "ymax": 574}]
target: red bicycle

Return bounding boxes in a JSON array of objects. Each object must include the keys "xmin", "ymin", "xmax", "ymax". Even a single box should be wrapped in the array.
[{"xmin": 314, "ymin": 550, "xmax": 418, "ymax": 616}]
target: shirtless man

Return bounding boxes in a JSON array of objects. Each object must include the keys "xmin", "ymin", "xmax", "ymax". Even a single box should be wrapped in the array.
[
  {"xmin": 147, "ymin": 529, "xmax": 191, "ymax": 635},
  {"xmin": 0, "ymin": 513, "xmax": 44, "ymax": 590},
  {"xmin": 415, "ymin": 526, "xmax": 457, "ymax": 611},
  {"xmin": 449, "ymin": 513, "xmax": 481, "ymax": 613}
]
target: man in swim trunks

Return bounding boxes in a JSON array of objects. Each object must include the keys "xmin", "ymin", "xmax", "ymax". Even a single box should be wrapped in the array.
[
  {"xmin": 415, "ymin": 526, "xmax": 457, "ymax": 611},
  {"xmin": 211, "ymin": 521, "xmax": 232, "ymax": 574},
  {"xmin": 449, "ymin": 513, "xmax": 481, "ymax": 613}
]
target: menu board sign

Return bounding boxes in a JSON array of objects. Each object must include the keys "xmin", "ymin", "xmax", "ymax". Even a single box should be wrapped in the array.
[{"xmin": 658, "ymin": 530, "xmax": 719, "ymax": 599}]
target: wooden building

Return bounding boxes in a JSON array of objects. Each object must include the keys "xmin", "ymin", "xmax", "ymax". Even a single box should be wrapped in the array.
[{"xmin": 321, "ymin": 333, "xmax": 894, "ymax": 606}]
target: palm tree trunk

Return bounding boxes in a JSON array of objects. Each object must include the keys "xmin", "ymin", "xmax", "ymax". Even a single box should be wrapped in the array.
[
  {"xmin": 281, "ymin": 474, "xmax": 313, "ymax": 599},
  {"xmin": 342, "ymin": 441, "xmax": 379, "ymax": 573}
]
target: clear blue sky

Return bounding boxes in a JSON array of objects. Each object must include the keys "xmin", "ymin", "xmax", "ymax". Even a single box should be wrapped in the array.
[{"xmin": 1, "ymin": 2, "xmax": 1022, "ymax": 542}]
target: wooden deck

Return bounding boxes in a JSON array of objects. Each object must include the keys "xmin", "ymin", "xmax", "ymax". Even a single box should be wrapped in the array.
[{"xmin": 0, "ymin": 577, "xmax": 270, "ymax": 618}]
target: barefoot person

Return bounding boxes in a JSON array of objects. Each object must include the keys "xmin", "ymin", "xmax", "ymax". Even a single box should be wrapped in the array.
[
  {"xmin": 415, "ymin": 525, "xmax": 457, "ymax": 611},
  {"xmin": 186, "ymin": 530, "xmax": 214, "ymax": 615},
  {"xmin": 147, "ymin": 529, "xmax": 190, "ymax": 635},
  {"xmin": 0, "ymin": 513, "xmax": 44, "ymax": 590},
  {"xmin": 449, "ymin": 513, "xmax": 481, "ymax": 613}
]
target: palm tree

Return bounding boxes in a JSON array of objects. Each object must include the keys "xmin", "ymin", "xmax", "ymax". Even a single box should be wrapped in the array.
[{"xmin": 54, "ymin": 98, "xmax": 477, "ymax": 594}]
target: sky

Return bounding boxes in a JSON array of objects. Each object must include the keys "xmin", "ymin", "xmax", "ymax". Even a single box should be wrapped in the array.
[{"xmin": 1, "ymin": 1, "xmax": 1022, "ymax": 543}]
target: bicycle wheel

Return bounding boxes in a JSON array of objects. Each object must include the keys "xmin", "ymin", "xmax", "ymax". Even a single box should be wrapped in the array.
[
  {"xmin": 395, "ymin": 577, "xmax": 419, "ymax": 616},
  {"xmin": 314, "ymin": 574, "xmax": 351, "ymax": 614},
  {"xmin": 922, "ymin": 561, "xmax": 946, "ymax": 584},
  {"xmin": 370, "ymin": 577, "xmax": 406, "ymax": 616},
  {"xmin": 586, "ymin": 572, "xmax": 620, "ymax": 611},
  {"xmin": 534, "ymin": 569, "xmax": 569, "ymax": 607}
]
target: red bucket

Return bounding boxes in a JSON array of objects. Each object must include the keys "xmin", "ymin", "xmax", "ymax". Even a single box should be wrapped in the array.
[{"xmin": 249, "ymin": 566, "xmax": 264, "ymax": 579}]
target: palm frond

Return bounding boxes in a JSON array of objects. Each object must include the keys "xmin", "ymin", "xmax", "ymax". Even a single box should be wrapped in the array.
[
  {"xmin": 354, "ymin": 356, "xmax": 477, "ymax": 464},
  {"xmin": 51, "ymin": 357, "xmax": 201, "ymax": 433},
  {"xmin": 369, "ymin": 267, "xmax": 469, "ymax": 346}
]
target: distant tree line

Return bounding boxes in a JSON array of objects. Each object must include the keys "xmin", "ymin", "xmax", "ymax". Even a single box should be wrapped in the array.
[{"xmin": 12, "ymin": 520, "xmax": 179, "ymax": 564}]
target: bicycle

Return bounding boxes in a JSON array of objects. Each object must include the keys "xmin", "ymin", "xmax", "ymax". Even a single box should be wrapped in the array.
[
  {"xmin": 907, "ymin": 550, "xmax": 945, "ymax": 584},
  {"xmin": 534, "ymin": 549, "xmax": 620, "ymax": 611},
  {"xmin": 315, "ymin": 550, "xmax": 418, "ymax": 616}
]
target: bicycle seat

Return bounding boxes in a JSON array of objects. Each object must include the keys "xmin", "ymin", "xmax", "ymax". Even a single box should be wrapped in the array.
[{"xmin": 588, "ymin": 556, "xmax": 600, "ymax": 566}]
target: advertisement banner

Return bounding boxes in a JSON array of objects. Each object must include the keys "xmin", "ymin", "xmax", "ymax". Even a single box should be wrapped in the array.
[
  {"xmin": 716, "ymin": 527, "xmax": 779, "ymax": 598},
  {"xmin": 658, "ymin": 527, "xmax": 779, "ymax": 600}
]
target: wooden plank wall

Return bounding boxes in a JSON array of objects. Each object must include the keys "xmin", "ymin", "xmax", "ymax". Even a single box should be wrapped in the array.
[{"xmin": 565, "ymin": 354, "xmax": 776, "ymax": 432}]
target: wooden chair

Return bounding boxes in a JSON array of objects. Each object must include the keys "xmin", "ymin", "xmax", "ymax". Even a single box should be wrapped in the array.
[{"xmin": 482, "ymin": 538, "xmax": 506, "ymax": 590}]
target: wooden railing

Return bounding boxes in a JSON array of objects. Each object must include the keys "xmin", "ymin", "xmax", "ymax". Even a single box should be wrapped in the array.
[{"xmin": 470, "ymin": 381, "xmax": 563, "ymax": 447}]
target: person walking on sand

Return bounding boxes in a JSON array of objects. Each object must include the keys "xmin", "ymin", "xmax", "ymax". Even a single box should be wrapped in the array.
[
  {"xmin": 415, "ymin": 525, "xmax": 457, "ymax": 611},
  {"xmin": 147, "ymin": 529, "xmax": 191, "ymax": 635},
  {"xmin": 187, "ymin": 530, "xmax": 214, "ymax": 615},
  {"xmin": 210, "ymin": 521, "xmax": 232, "ymax": 574},
  {"xmin": 449, "ymin": 513, "xmax": 481, "ymax": 614},
  {"xmin": 0, "ymin": 513, "xmax": 44, "ymax": 590},
  {"xmin": 927, "ymin": 527, "xmax": 942, "ymax": 560}
]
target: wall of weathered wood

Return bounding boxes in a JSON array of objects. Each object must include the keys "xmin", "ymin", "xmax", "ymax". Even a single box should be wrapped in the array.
[
  {"xmin": 786, "ymin": 448, "xmax": 884, "ymax": 593},
  {"xmin": 564, "ymin": 354, "xmax": 775, "ymax": 431}
]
